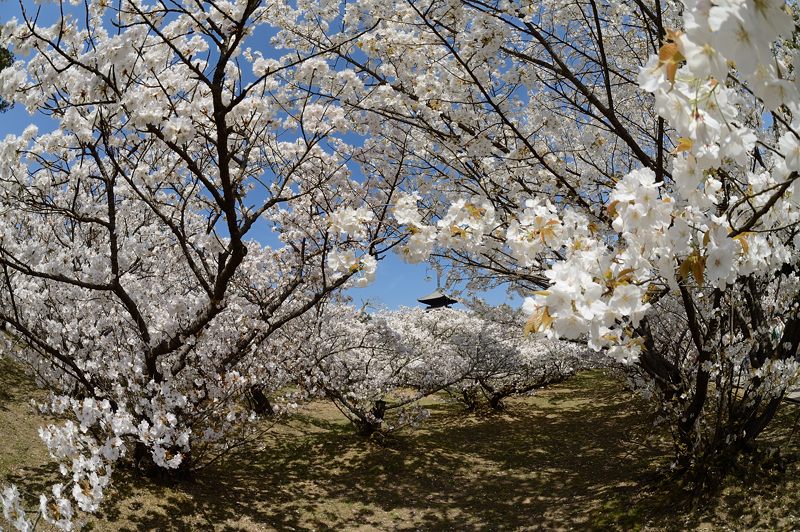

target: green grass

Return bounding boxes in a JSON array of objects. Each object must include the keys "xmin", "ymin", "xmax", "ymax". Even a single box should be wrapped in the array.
[{"xmin": 2, "ymin": 361, "xmax": 800, "ymax": 531}]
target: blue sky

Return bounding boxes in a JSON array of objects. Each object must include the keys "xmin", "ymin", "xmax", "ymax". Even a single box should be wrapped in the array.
[{"xmin": 0, "ymin": 1, "xmax": 521, "ymax": 310}]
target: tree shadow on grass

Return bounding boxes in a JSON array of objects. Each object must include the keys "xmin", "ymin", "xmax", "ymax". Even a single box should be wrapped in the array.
[
  {"xmin": 5, "ymin": 364, "xmax": 799, "ymax": 530},
  {"xmin": 92, "ymin": 371, "xmax": 687, "ymax": 531},
  {"xmin": 0, "ymin": 357, "xmax": 39, "ymax": 412},
  {"xmin": 0, "ymin": 357, "xmax": 56, "ymax": 495}
]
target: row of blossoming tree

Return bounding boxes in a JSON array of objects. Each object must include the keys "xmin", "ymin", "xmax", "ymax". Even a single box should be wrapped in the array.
[
  {"xmin": 2, "ymin": 0, "xmax": 800, "ymax": 528},
  {"xmin": 280, "ymin": 303, "xmax": 595, "ymax": 435},
  {"xmin": 0, "ymin": 287, "xmax": 589, "ymax": 529}
]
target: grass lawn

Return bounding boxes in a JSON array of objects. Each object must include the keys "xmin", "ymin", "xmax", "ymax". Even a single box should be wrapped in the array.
[{"xmin": 2, "ymin": 359, "xmax": 800, "ymax": 531}]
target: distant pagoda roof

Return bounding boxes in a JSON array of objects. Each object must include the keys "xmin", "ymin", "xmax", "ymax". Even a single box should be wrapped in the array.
[{"xmin": 417, "ymin": 290, "xmax": 458, "ymax": 309}]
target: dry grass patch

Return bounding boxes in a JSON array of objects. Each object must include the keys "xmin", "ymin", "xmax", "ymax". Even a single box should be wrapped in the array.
[{"xmin": 2, "ymin": 362, "xmax": 800, "ymax": 531}]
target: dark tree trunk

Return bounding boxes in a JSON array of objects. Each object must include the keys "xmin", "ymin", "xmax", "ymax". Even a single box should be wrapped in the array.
[
  {"xmin": 461, "ymin": 389, "xmax": 480, "ymax": 411},
  {"xmin": 132, "ymin": 441, "xmax": 193, "ymax": 480},
  {"xmin": 249, "ymin": 384, "xmax": 274, "ymax": 416},
  {"xmin": 488, "ymin": 392, "xmax": 506, "ymax": 411},
  {"xmin": 356, "ymin": 400, "xmax": 387, "ymax": 437}
]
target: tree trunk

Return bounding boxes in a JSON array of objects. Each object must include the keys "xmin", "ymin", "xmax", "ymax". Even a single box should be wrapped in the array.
[
  {"xmin": 249, "ymin": 384, "xmax": 274, "ymax": 416},
  {"xmin": 132, "ymin": 442, "xmax": 193, "ymax": 480},
  {"xmin": 488, "ymin": 393, "xmax": 506, "ymax": 411}
]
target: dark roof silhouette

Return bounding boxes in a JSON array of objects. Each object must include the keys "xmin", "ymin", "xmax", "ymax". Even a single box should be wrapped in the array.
[{"xmin": 418, "ymin": 290, "xmax": 458, "ymax": 309}]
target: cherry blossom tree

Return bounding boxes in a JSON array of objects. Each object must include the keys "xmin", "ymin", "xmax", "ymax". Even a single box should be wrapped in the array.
[
  {"xmin": 272, "ymin": 304, "xmax": 476, "ymax": 436},
  {"xmin": 0, "ymin": 0, "xmax": 405, "ymax": 527},
  {"xmin": 277, "ymin": 0, "xmax": 800, "ymax": 484},
  {"xmin": 265, "ymin": 303, "xmax": 417, "ymax": 437},
  {"xmin": 277, "ymin": 302, "xmax": 592, "ymax": 436},
  {"xmin": 459, "ymin": 302, "xmax": 602, "ymax": 411},
  {"xmin": 388, "ymin": 304, "xmax": 584, "ymax": 412}
]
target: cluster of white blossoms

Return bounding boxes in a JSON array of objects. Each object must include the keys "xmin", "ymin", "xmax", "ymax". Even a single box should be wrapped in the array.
[
  {"xmin": 0, "ymin": 396, "xmax": 135, "ymax": 530},
  {"xmin": 394, "ymin": 195, "xmax": 563, "ymax": 266},
  {"xmin": 505, "ymin": 199, "xmax": 564, "ymax": 268},
  {"xmin": 512, "ymin": 0, "xmax": 800, "ymax": 360},
  {"xmin": 391, "ymin": 193, "xmax": 438, "ymax": 263},
  {"xmin": 383, "ymin": 0, "xmax": 800, "ymax": 364},
  {"xmin": 392, "ymin": 191, "xmax": 649, "ymax": 361},
  {"xmin": 1, "ymin": 486, "xmax": 30, "ymax": 532},
  {"xmin": 325, "ymin": 205, "xmax": 379, "ymax": 286}
]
